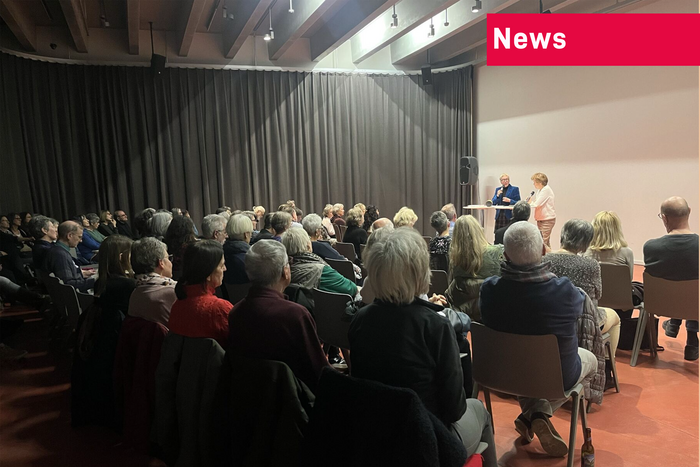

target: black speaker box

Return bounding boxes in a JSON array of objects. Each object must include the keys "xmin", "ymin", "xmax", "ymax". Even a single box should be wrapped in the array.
[
  {"xmin": 421, "ymin": 65, "xmax": 432, "ymax": 85},
  {"xmin": 151, "ymin": 54, "xmax": 166, "ymax": 76},
  {"xmin": 459, "ymin": 156, "xmax": 478, "ymax": 185}
]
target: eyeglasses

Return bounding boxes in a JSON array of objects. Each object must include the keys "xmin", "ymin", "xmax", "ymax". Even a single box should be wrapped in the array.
[
  {"xmin": 167, "ymin": 255, "xmax": 174, "ymax": 261},
  {"xmin": 657, "ymin": 213, "xmax": 664, "ymax": 220}
]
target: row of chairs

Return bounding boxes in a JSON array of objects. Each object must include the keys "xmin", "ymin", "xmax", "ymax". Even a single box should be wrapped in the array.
[{"xmin": 36, "ymin": 270, "xmax": 94, "ymax": 335}]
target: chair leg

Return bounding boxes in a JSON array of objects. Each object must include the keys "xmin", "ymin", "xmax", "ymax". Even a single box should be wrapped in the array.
[
  {"xmin": 646, "ymin": 312, "xmax": 658, "ymax": 358},
  {"xmin": 471, "ymin": 381, "xmax": 479, "ymax": 399},
  {"xmin": 586, "ymin": 399, "xmax": 592, "ymax": 413},
  {"xmin": 606, "ymin": 341, "xmax": 620, "ymax": 393},
  {"xmin": 630, "ymin": 307, "xmax": 648, "ymax": 367},
  {"xmin": 483, "ymin": 388, "xmax": 494, "ymax": 434},
  {"xmin": 567, "ymin": 393, "xmax": 580, "ymax": 467},
  {"xmin": 580, "ymin": 395, "xmax": 588, "ymax": 433}
]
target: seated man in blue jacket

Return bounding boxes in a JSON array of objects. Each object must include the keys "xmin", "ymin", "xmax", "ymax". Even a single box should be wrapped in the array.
[
  {"xmin": 490, "ymin": 173, "xmax": 521, "ymax": 233},
  {"xmin": 44, "ymin": 221, "xmax": 96, "ymax": 293},
  {"xmin": 480, "ymin": 221, "xmax": 596, "ymax": 458}
]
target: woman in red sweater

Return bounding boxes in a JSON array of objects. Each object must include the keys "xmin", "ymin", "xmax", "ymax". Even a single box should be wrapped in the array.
[{"xmin": 168, "ymin": 240, "xmax": 232, "ymax": 346}]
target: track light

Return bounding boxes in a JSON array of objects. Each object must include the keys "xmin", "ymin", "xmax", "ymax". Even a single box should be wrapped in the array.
[
  {"xmin": 390, "ymin": 5, "xmax": 398, "ymax": 29},
  {"xmin": 289, "ymin": 0, "xmax": 294, "ymax": 13},
  {"xmin": 428, "ymin": 17, "xmax": 435, "ymax": 37},
  {"xmin": 444, "ymin": 9, "xmax": 449, "ymax": 27},
  {"xmin": 471, "ymin": 0, "xmax": 482, "ymax": 13},
  {"xmin": 223, "ymin": 4, "xmax": 227, "ymax": 18},
  {"xmin": 264, "ymin": 9, "xmax": 274, "ymax": 40}
]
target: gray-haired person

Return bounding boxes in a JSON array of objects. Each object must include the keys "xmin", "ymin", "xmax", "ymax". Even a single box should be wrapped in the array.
[{"xmin": 494, "ymin": 200, "xmax": 531, "ymax": 245}]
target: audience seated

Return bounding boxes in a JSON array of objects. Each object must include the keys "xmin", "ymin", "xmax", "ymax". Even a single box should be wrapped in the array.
[
  {"xmin": 114, "ymin": 209, "xmax": 134, "ymax": 239},
  {"xmin": 494, "ymin": 200, "xmax": 531, "ymax": 245},
  {"xmin": 303, "ymin": 214, "xmax": 344, "ymax": 261},
  {"xmin": 546, "ymin": 219, "xmax": 620, "ymax": 387},
  {"xmin": 133, "ymin": 208, "xmax": 156, "ymax": 238},
  {"xmin": 341, "ymin": 207, "xmax": 368, "ymax": 262},
  {"xmin": 441, "ymin": 203, "xmax": 457, "ymax": 237},
  {"xmin": 429, "ymin": 210, "xmax": 451, "ymax": 256},
  {"xmin": 321, "ymin": 204, "xmax": 336, "ymax": 238},
  {"xmin": 370, "ymin": 217, "xmax": 393, "ymax": 232},
  {"xmin": 445, "ymin": 215, "xmax": 504, "ymax": 320},
  {"xmin": 645, "ymin": 196, "xmax": 699, "ymax": 361},
  {"xmin": 348, "ymin": 227, "xmax": 496, "ymax": 466},
  {"xmin": 331, "ymin": 203, "xmax": 346, "ymax": 226},
  {"xmin": 164, "ymin": 215, "xmax": 197, "ymax": 281},
  {"xmin": 251, "ymin": 213, "xmax": 274, "ymax": 244},
  {"xmin": 45, "ymin": 221, "xmax": 96, "ymax": 292},
  {"xmin": 281, "ymin": 228, "xmax": 358, "ymax": 297},
  {"xmin": 128, "ymin": 237, "xmax": 177, "ymax": 327},
  {"xmin": 362, "ymin": 205, "xmax": 379, "ymax": 233},
  {"xmin": 6, "ymin": 212, "xmax": 32, "ymax": 243},
  {"xmin": 150, "ymin": 211, "xmax": 173, "ymax": 241},
  {"xmin": 98, "ymin": 210, "xmax": 119, "ymax": 237},
  {"xmin": 201, "ymin": 214, "xmax": 228, "ymax": 244},
  {"xmin": 223, "ymin": 214, "xmax": 252, "ymax": 285},
  {"xmin": 480, "ymin": 222, "xmax": 597, "ymax": 458},
  {"xmin": 584, "ymin": 210, "xmax": 634, "ymax": 280},
  {"xmin": 168, "ymin": 240, "xmax": 232, "ymax": 346},
  {"xmin": 29, "ymin": 215, "xmax": 58, "ymax": 271},
  {"xmin": 228, "ymin": 240, "xmax": 332, "ymax": 391},
  {"xmin": 19, "ymin": 212, "xmax": 33, "ymax": 238},
  {"xmin": 270, "ymin": 211, "xmax": 292, "ymax": 241},
  {"xmin": 393, "ymin": 206, "xmax": 418, "ymax": 228},
  {"xmin": 78, "ymin": 213, "xmax": 104, "ymax": 260}
]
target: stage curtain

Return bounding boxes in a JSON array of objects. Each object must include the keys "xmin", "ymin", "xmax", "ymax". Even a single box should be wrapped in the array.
[{"xmin": 0, "ymin": 52, "xmax": 472, "ymax": 234}]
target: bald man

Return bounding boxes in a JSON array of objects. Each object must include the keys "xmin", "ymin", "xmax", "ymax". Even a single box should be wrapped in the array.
[
  {"xmin": 644, "ymin": 196, "xmax": 699, "ymax": 361},
  {"xmin": 370, "ymin": 218, "xmax": 394, "ymax": 232}
]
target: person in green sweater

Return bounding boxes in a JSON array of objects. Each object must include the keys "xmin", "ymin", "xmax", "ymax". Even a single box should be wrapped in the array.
[{"xmin": 281, "ymin": 227, "xmax": 358, "ymax": 297}]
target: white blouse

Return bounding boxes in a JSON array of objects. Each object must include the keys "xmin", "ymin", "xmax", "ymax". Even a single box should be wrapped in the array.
[
  {"xmin": 322, "ymin": 217, "xmax": 336, "ymax": 236},
  {"xmin": 531, "ymin": 185, "xmax": 556, "ymax": 221}
]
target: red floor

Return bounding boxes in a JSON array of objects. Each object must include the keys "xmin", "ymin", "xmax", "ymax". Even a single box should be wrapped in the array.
[{"xmin": 1, "ymin": 265, "xmax": 697, "ymax": 467}]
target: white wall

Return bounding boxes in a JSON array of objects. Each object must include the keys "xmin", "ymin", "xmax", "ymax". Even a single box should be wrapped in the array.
[{"xmin": 474, "ymin": 62, "xmax": 698, "ymax": 262}]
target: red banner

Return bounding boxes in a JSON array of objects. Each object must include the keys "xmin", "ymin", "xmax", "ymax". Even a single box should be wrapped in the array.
[{"xmin": 487, "ymin": 14, "xmax": 700, "ymax": 66}]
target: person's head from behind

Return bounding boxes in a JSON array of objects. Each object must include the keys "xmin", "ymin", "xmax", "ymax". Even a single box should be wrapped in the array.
[
  {"xmin": 95, "ymin": 235, "xmax": 134, "ymax": 295},
  {"xmin": 302, "ymin": 213, "xmax": 323, "ymax": 240},
  {"xmin": 59, "ymin": 221, "xmax": 83, "ymax": 248},
  {"xmin": 246, "ymin": 240, "xmax": 291, "ymax": 290},
  {"xmin": 227, "ymin": 214, "xmax": 254, "ymax": 244},
  {"xmin": 512, "ymin": 201, "xmax": 531, "ymax": 222},
  {"xmin": 175, "ymin": 240, "xmax": 225, "ymax": 299},
  {"xmin": 280, "ymin": 205, "xmax": 297, "ymax": 222},
  {"xmin": 560, "ymin": 219, "xmax": 594, "ymax": 254},
  {"xmin": 450, "ymin": 215, "xmax": 489, "ymax": 276},
  {"xmin": 504, "ymin": 221, "xmax": 545, "ymax": 267},
  {"xmin": 281, "ymin": 227, "xmax": 311, "ymax": 256},
  {"xmin": 364, "ymin": 205, "xmax": 379, "ymax": 227},
  {"xmin": 164, "ymin": 215, "xmax": 197, "ymax": 253},
  {"xmin": 393, "ymin": 207, "xmax": 418, "ymax": 228},
  {"xmin": 202, "ymin": 214, "xmax": 228, "ymax": 243},
  {"xmin": 353, "ymin": 203, "xmax": 366, "ymax": 215},
  {"xmin": 430, "ymin": 211, "xmax": 449, "ymax": 235},
  {"xmin": 364, "ymin": 224, "xmax": 394, "ymax": 263},
  {"xmin": 131, "ymin": 237, "xmax": 172, "ymax": 278},
  {"xmin": 660, "ymin": 196, "xmax": 691, "ymax": 233},
  {"xmin": 441, "ymin": 203, "xmax": 457, "ymax": 222},
  {"xmin": 134, "ymin": 208, "xmax": 156, "ymax": 237},
  {"xmin": 345, "ymin": 207, "xmax": 364, "ymax": 228},
  {"xmin": 590, "ymin": 211, "xmax": 628, "ymax": 251},
  {"xmin": 151, "ymin": 212, "xmax": 173, "ymax": 239},
  {"xmin": 261, "ymin": 212, "xmax": 273, "ymax": 231},
  {"xmin": 30, "ymin": 215, "xmax": 58, "ymax": 242},
  {"xmin": 366, "ymin": 228, "xmax": 430, "ymax": 305},
  {"xmin": 371, "ymin": 218, "xmax": 394, "ymax": 232},
  {"xmin": 271, "ymin": 212, "xmax": 292, "ymax": 236}
]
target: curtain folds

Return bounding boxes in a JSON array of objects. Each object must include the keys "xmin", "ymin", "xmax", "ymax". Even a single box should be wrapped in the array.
[{"xmin": 0, "ymin": 52, "xmax": 472, "ymax": 234}]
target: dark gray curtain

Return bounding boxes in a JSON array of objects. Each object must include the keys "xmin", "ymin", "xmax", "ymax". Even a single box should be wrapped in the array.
[{"xmin": 0, "ymin": 52, "xmax": 472, "ymax": 234}]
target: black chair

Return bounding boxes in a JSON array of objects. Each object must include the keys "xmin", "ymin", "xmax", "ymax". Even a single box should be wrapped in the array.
[
  {"xmin": 325, "ymin": 258, "xmax": 355, "ymax": 284},
  {"xmin": 332, "ymin": 242, "xmax": 357, "ymax": 262},
  {"xmin": 428, "ymin": 270, "xmax": 448, "ymax": 296},
  {"xmin": 429, "ymin": 252, "xmax": 449, "ymax": 272},
  {"xmin": 311, "ymin": 288, "xmax": 353, "ymax": 350}
]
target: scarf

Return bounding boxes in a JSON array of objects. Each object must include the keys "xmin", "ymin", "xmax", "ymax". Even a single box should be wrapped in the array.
[
  {"xmin": 499, "ymin": 260, "xmax": 557, "ymax": 283},
  {"xmin": 135, "ymin": 272, "xmax": 177, "ymax": 287}
]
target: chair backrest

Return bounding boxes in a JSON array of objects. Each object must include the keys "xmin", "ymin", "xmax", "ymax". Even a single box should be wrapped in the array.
[
  {"xmin": 643, "ymin": 272, "xmax": 699, "ymax": 321},
  {"xmin": 428, "ymin": 270, "xmax": 449, "ymax": 296},
  {"xmin": 44, "ymin": 273, "xmax": 65, "ymax": 313},
  {"xmin": 422, "ymin": 236, "xmax": 431, "ymax": 248},
  {"xmin": 325, "ymin": 258, "xmax": 355, "ymax": 283},
  {"xmin": 57, "ymin": 282, "xmax": 82, "ymax": 328},
  {"xmin": 337, "ymin": 224, "xmax": 347, "ymax": 242},
  {"xmin": 359, "ymin": 244, "xmax": 366, "ymax": 260},
  {"xmin": 471, "ymin": 322, "xmax": 566, "ymax": 400},
  {"xmin": 76, "ymin": 291, "xmax": 95, "ymax": 312},
  {"xmin": 598, "ymin": 262, "xmax": 634, "ymax": 310},
  {"xmin": 360, "ymin": 278, "xmax": 376, "ymax": 304},
  {"xmin": 429, "ymin": 253, "xmax": 449, "ymax": 272},
  {"xmin": 225, "ymin": 282, "xmax": 253, "ymax": 305},
  {"xmin": 333, "ymin": 242, "xmax": 357, "ymax": 262},
  {"xmin": 311, "ymin": 288, "xmax": 353, "ymax": 349}
]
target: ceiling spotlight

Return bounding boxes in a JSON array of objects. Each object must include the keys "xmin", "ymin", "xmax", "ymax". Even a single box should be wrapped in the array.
[
  {"xmin": 100, "ymin": 15, "xmax": 109, "ymax": 27},
  {"xmin": 390, "ymin": 5, "xmax": 398, "ymax": 29},
  {"xmin": 444, "ymin": 9, "xmax": 449, "ymax": 27},
  {"xmin": 228, "ymin": 12, "xmax": 234, "ymax": 19},
  {"xmin": 264, "ymin": 33, "xmax": 271, "ymax": 41},
  {"xmin": 265, "ymin": 8, "xmax": 274, "ymax": 40},
  {"xmin": 223, "ymin": 4, "xmax": 227, "ymax": 18},
  {"xmin": 428, "ymin": 17, "xmax": 435, "ymax": 37},
  {"xmin": 289, "ymin": 0, "xmax": 294, "ymax": 13},
  {"xmin": 471, "ymin": 0, "xmax": 482, "ymax": 13}
]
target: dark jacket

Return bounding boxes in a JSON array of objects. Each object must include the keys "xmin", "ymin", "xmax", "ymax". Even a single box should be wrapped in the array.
[
  {"xmin": 116, "ymin": 220, "xmax": 134, "ymax": 239},
  {"xmin": 45, "ymin": 242, "xmax": 95, "ymax": 292},
  {"xmin": 349, "ymin": 298, "xmax": 466, "ymax": 427},
  {"xmin": 214, "ymin": 354, "xmax": 315, "ymax": 467},
  {"xmin": 342, "ymin": 225, "xmax": 368, "ymax": 262},
  {"xmin": 32, "ymin": 239, "xmax": 54, "ymax": 271},
  {"xmin": 223, "ymin": 240, "xmax": 250, "ymax": 284},
  {"xmin": 312, "ymin": 241, "xmax": 344, "ymax": 261},
  {"xmin": 98, "ymin": 223, "xmax": 119, "ymax": 237},
  {"xmin": 644, "ymin": 233, "xmax": 699, "ymax": 281},
  {"xmin": 301, "ymin": 368, "xmax": 468, "ymax": 467},
  {"xmin": 250, "ymin": 230, "xmax": 274, "ymax": 245}
]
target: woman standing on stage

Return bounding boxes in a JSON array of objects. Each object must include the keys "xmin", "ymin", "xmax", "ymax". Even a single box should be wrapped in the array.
[{"xmin": 528, "ymin": 172, "xmax": 556, "ymax": 251}]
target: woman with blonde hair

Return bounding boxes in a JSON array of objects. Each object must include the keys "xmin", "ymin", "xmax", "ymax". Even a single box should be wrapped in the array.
[
  {"xmin": 528, "ymin": 172, "xmax": 556, "ymax": 250},
  {"xmin": 584, "ymin": 211, "xmax": 634, "ymax": 280},
  {"xmin": 393, "ymin": 206, "xmax": 418, "ymax": 228},
  {"xmin": 445, "ymin": 215, "xmax": 504, "ymax": 320}
]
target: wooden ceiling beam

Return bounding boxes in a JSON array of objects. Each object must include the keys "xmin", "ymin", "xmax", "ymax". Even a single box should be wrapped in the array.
[
  {"xmin": 222, "ymin": 0, "xmax": 274, "ymax": 59},
  {"xmin": 59, "ymin": 0, "xmax": 89, "ymax": 53},
  {"xmin": 127, "ymin": 0, "xmax": 140, "ymax": 55},
  {"xmin": 178, "ymin": 0, "xmax": 208, "ymax": 57},
  {"xmin": 0, "ymin": 0, "xmax": 36, "ymax": 51}
]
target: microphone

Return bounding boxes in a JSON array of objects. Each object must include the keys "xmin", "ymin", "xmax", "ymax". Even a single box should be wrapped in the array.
[
  {"xmin": 526, "ymin": 190, "xmax": 535, "ymax": 202},
  {"xmin": 498, "ymin": 184, "xmax": 507, "ymax": 202}
]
